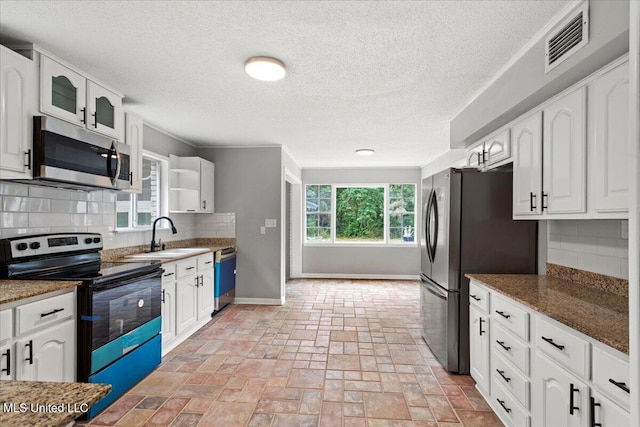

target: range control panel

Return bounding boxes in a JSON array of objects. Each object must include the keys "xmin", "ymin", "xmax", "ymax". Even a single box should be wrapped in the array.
[{"xmin": 0, "ymin": 233, "xmax": 103, "ymax": 261}]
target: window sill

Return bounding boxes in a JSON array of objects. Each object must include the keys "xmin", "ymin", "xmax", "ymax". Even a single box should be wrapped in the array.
[{"xmin": 304, "ymin": 242, "xmax": 419, "ymax": 248}]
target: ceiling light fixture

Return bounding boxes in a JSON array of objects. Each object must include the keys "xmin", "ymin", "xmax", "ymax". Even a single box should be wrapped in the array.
[
  {"xmin": 355, "ymin": 149, "xmax": 375, "ymax": 156},
  {"xmin": 244, "ymin": 56, "xmax": 286, "ymax": 81}
]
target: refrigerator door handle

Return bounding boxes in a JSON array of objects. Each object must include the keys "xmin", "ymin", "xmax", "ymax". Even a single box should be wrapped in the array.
[
  {"xmin": 423, "ymin": 278, "xmax": 448, "ymax": 301},
  {"xmin": 428, "ymin": 190, "xmax": 439, "ymax": 261},
  {"xmin": 425, "ymin": 191, "xmax": 434, "ymax": 263}
]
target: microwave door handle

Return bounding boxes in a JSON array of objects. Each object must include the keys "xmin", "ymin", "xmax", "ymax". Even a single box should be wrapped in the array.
[{"xmin": 110, "ymin": 142, "xmax": 121, "ymax": 185}]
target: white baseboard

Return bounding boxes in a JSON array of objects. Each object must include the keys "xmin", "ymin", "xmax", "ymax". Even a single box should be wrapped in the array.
[
  {"xmin": 233, "ymin": 297, "xmax": 283, "ymax": 305},
  {"xmin": 299, "ymin": 273, "xmax": 420, "ymax": 280},
  {"xmin": 161, "ymin": 315, "xmax": 212, "ymax": 357}
]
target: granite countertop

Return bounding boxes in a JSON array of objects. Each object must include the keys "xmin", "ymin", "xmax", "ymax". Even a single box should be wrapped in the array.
[
  {"xmin": 0, "ymin": 380, "xmax": 111, "ymax": 426},
  {"xmin": 467, "ymin": 273, "xmax": 629, "ymax": 354},
  {"xmin": 0, "ymin": 280, "xmax": 80, "ymax": 305},
  {"xmin": 111, "ymin": 244, "xmax": 234, "ymax": 264},
  {"xmin": 101, "ymin": 237, "xmax": 236, "ymax": 263}
]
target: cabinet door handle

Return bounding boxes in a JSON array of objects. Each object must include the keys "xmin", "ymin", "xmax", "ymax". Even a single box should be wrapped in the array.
[
  {"xmin": 194, "ymin": 276, "xmax": 199, "ymax": 288},
  {"xmin": 482, "ymin": 149, "xmax": 487, "ymax": 165},
  {"xmin": 476, "ymin": 152, "xmax": 481, "ymax": 166},
  {"xmin": 1, "ymin": 348, "xmax": 10, "ymax": 375},
  {"xmin": 470, "ymin": 294, "xmax": 481, "ymax": 301},
  {"xmin": 529, "ymin": 192, "xmax": 536, "ymax": 211},
  {"xmin": 200, "ymin": 275, "xmax": 204, "ymax": 287},
  {"xmin": 496, "ymin": 399, "xmax": 511, "ymax": 413},
  {"xmin": 608, "ymin": 378, "xmax": 630, "ymax": 393},
  {"xmin": 541, "ymin": 336, "xmax": 565, "ymax": 350},
  {"xmin": 205, "ymin": 261, "xmax": 213, "ymax": 265},
  {"xmin": 80, "ymin": 107, "xmax": 86, "ymax": 124},
  {"xmin": 479, "ymin": 317, "xmax": 486, "ymax": 336},
  {"xmin": 25, "ymin": 340, "xmax": 33, "ymax": 365},
  {"xmin": 569, "ymin": 383, "xmax": 579, "ymax": 415},
  {"xmin": 496, "ymin": 340, "xmax": 511, "ymax": 351},
  {"xmin": 24, "ymin": 149, "xmax": 32, "ymax": 169},
  {"xmin": 129, "ymin": 171, "xmax": 133, "ymax": 185},
  {"xmin": 496, "ymin": 369, "xmax": 511, "ymax": 383},
  {"xmin": 161, "ymin": 289, "xmax": 165, "ymax": 303},
  {"xmin": 163, "ymin": 272, "xmax": 174, "ymax": 277},
  {"xmin": 40, "ymin": 308, "xmax": 64, "ymax": 318},
  {"xmin": 186, "ymin": 266, "xmax": 195, "ymax": 271},
  {"xmin": 495, "ymin": 310, "xmax": 511, "ymax": 319},
  {"xmin": 203, "ymin": 200, "xmax": 206, "ymax": 210},
  {"xmin": 541, "ymin": 192, "xmax": 548, "ymax": 211},
  {"xmin": 590, "ymin": 397, "xmax": 602, "ymax": 427},
  {"xmin": 92, "ymin": 111, "xmax": 98, "ymax": 128}
]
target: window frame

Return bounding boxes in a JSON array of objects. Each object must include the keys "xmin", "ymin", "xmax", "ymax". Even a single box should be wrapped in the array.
[
  {"xmin": 115, "ymin": 150, "xmax": 169, "ymax": 232},
  {"xmin": 304, "ymin": 183, "xmax": 418, "ymax": 247}
]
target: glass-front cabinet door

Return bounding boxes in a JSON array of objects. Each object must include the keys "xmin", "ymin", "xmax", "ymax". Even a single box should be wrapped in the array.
[
  {"xmin": 87, "ymin": 80, "xmax": 123, "ymax": 140},
  {"xmin": 41, "ymin": 56, "xmax": 86, "ymax": 126}
]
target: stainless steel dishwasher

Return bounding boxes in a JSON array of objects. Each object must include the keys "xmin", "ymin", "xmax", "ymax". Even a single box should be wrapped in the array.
[{"xmin": 213, "ymin": 247, "xmax": 236, "ymax": 313}]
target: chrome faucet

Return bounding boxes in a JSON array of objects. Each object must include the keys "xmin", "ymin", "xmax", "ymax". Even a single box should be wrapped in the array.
[{"xmin": 150, "ymin": 216, "xmax": 178, "ymax": 252}]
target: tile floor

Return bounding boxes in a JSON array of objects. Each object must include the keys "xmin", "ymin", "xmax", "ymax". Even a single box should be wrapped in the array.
[{"xmin": 81, "ymin": 279, "xmax": 502, "ymax": 427}]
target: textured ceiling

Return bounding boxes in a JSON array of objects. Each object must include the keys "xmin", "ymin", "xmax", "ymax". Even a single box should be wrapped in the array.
[{"xmin": 0, "ymin": 1, "xmax": 569, "ymax": 168}]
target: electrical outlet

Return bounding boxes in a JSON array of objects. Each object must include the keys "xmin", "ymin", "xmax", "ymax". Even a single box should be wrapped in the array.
[
  {"xmin": 265, "ymin": 219, "xmax": 277, "ymax": 228},
  {"xmin": 260, "ymin": 226, "xmax": 266, "ymax": 235}
]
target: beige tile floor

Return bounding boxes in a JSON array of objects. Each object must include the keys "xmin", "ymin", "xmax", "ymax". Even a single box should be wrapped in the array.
[{"xmin": 82, "ymin": 279, "xmax": 503, "ymax": 427}]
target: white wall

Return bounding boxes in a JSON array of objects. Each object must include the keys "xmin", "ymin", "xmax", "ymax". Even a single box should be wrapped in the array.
[
  {"xmin": 302, "ymin": 167, "xmax": 421, "ymax": 278},
  {"xmin": 421, "ymin": 149, "xmax": 466, "ymax": 178},
  {"xmin": 547, "ymin": 219, "xmax": 629, "ymax": 279}
]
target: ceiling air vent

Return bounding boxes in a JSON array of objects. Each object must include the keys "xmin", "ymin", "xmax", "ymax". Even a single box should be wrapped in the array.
[{"xmin": 545, "ymin": 2, "xmax": 589, "ymax": 73}]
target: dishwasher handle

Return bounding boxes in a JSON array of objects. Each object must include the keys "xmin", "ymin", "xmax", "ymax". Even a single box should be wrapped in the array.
[{"xmin": 216, "ymin": 250, "xmax": 237, "ymax": 262}]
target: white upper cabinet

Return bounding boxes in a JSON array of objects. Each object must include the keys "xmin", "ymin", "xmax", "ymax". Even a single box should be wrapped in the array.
[
  {"xmin": 542, "ymin": 87, "xmax": 587, "ymax": 214},
  {"xmin": 0, "ymin": 45, "xmax": 33, "ymax": 179},
  {"xmin": 512, "ymin": 111, "xmax": 543, "ymax": 217},
  {"xmin": 590, "ymin": 61, "xmax": 629, "ymax": 214},
  {"xmin": 169, "ymin": 155, "xmax": 215, "ymax": 213},
  {"xmin": 124, "ymin": 111, "xmax": 144, "ymax": 193},
  {"xmin": 465, "ymin": 129, "xmax": 511, "ymax": 170},
  {"xmin": 40, "ymin": 54, "xmax": 123, "ymax": 140},
  {"xmin": 484, "ymin": 129, "xmax": 511, "ymax": 167},
  {"xmin": 87, "ymin": 80, "xmax": 123, "ymax": 140},
  {"xmin": 41, "ymin": 55, "xmax": 86, "ymax": 127}
]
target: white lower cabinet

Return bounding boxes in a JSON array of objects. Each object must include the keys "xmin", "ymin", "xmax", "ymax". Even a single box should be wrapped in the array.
[
  {"xmin": 176, "ymin": 274, "xmax": 198, "ymax": 334},
  {"xmin": 469, "ymin": 305, "xmax": 491, "ymax": 395},
  {"xmin": 161, "ymin": 252, "xmax": 215, "ymax": 354},
  {"xmin": 15, "ymin": 319, "xmax": 75, "ymax": 382},
  {"xmin": 1, "ymin": 290, "xmax": 76, "ymax": 383},
  {"xmin": 161, "ymin": 262, "xmax": 177, "ymax": 346},
  {"xmin": 590, "ymin": 391, "xmax": 631, "ymax": 427},
  {"xmin": 533, "ymin": 351, "xmax": 589, "ymax": 427},
  {"xmin": 468, "ymin": 279, "xmax": 631, "ymax": 427}
]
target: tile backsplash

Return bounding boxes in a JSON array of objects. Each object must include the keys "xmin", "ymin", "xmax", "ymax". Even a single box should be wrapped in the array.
[
  {"xmin": 0, "ymin": 182, "xmax": 235, "ymax": 250},
  {"xmin": 547, "ymin": 219, "xmax": 629, "ymax": 279}
]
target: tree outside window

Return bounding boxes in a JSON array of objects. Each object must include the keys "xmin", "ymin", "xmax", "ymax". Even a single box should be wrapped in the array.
[
  {"xmin": 306, "ymin": 185, "xmax": 331, "ymax": 241},
  {"xmin": 389, "ymin": 184, "xmax": 415, "ymax": 242}
]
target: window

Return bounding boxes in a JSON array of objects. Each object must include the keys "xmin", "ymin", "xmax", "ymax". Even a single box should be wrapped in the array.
[
  {"xmin": 305, "ymin": 183, "xmax": 416, "ymax": 244},
  {"xmin": 305, "ymin": 185, "xmax": 331, "ymax": 241},
  {"xmin": 388, "ymin": 184, "xmax": 415, "ymax": 242},
  {"xmin": 116, "ymin": 153, "xmax": 166, "ymax": 229}
]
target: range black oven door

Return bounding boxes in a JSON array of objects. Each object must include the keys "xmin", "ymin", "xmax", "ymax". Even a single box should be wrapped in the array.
[
  {"xmin": 77, "ymin": 269, "xmax": 161, "ymax": 380},
  {"xmin": 33, "ymin": 115, "xmax": 131, "ymax": 190}
]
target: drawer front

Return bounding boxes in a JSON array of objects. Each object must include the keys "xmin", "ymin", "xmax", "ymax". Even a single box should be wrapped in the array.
[
  {"xmin": 492, "ymin": 321, "xmax": 530, "ymax": 376},
  {"xmin": 176, "ymin": 258, "xmax": 197, "ymax": 279},
  {"xmin": 0, "ymin": 309, "xmax": 12, "ymax": 342},
  {"xmin": 592, "ymin": 346, "xmax": 630, "ymax": 410},
  {"xmin": 492, "ymin": 378, "xmax": 530, "ymax": 427},
  {"xmin": 16, "ymin": 292, "xmax": 74, "ymax": 336},
  {"xmin": 469, "ymin": 281, "xmax": 490, "ymax": 312},
  {"xmin": 493, "ymin": 352, "xmax": 530, "ymax": 409},
  {"xmin": 197, "ymin": 252, "xmax": 214, "ymax": 271},
  {"xmin": 162, "ymin": 262, "xmax": 176, "ymax": 283},
  {"xmin": 535, "ymin": 315, "xmax": 590, "ymax": 379},
  {"xmin": 492, "ymin": 293, "xmax": 529, "ymax": 341}
]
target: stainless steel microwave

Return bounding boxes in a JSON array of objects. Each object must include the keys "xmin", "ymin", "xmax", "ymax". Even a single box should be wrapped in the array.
[{"xmin": 32, "ymin": 115, "xmax": 131, "ymax": 191}]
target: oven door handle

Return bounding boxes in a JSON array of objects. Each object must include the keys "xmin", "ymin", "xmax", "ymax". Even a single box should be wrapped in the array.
[{"xmin": 89, "ymin": 269, "xmax": 162, "ymax": 291}]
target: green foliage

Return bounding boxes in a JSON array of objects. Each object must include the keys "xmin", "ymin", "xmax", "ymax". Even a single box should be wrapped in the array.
[{"xmin": 336, "ymin": 187, "xmax": 384, "ymax": 240}]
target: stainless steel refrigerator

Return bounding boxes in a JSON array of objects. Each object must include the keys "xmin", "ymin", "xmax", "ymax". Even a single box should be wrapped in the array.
[{"xmin": 420, "ymin": 167, "xmax": 537, "ymax": 374}]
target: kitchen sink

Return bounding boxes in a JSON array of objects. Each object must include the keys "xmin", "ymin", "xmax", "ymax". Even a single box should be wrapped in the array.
[{"xmin": 125, "ymin": 247, "xmax": 210, "ymax": 260}]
